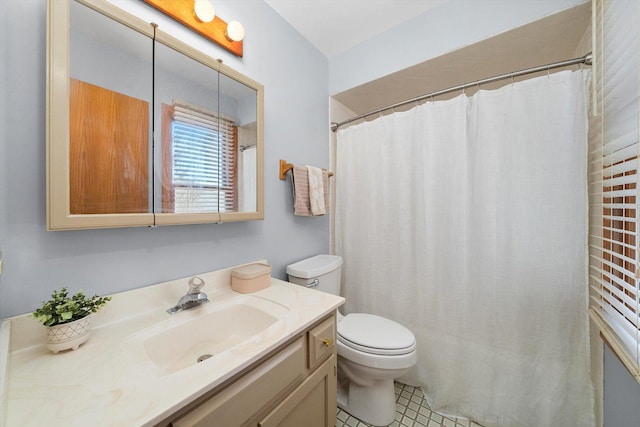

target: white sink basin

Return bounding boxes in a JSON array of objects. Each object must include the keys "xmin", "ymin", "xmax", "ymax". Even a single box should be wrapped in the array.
[{"xmin": 122, "ymin": 295, "xmax": 289, "ymax": 375}]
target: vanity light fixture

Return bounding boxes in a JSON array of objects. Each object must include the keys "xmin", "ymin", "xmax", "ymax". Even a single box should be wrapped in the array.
[
  {"xmin": 143, "ymin": 0, "xmax": 244, "ymax": 57},
  {"xmin": 225, "ymin": 20, "xmax": 245, "ymax": 42},
  {"xmin": 193, "ymin": 0, "xmax": 215, "ymax": 23}
]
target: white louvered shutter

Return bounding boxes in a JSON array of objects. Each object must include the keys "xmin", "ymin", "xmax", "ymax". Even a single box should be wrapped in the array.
[{"xmin": 588, "ymin": 0, "xmax": 640, "ymax": 380}]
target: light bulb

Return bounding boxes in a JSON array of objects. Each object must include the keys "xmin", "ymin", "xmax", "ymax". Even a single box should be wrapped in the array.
[
  {"xmin": 194, "ymin": 0, "xmax": 215, "ymax": 23},
  {"xmin": 226, "ymin": 20, "xmax": 245, "ymax": 42}
]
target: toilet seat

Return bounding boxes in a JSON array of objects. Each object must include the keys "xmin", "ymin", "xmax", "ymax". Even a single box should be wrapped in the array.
[{"xmin": 338, "ymin": 313, "xmax": 416, "ymax": 356}]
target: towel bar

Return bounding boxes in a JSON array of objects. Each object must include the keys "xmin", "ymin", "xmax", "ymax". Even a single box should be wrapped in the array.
[{"xmin": 279, "ymin": 159, "xmax": 334, "ymax": 180}]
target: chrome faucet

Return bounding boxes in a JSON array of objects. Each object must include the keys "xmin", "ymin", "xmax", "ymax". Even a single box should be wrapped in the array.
[{"xmin": 167, "ymin": 277, "xmax": 209, "ymax": 315}]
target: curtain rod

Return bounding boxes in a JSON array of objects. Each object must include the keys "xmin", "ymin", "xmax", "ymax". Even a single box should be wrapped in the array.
[{"xmin": 330, "ymin": 52, "xmax": 592, "ymax": 132}]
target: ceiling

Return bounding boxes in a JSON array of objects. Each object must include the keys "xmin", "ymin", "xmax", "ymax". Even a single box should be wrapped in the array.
[{"xmin": 264, "ymin": 0, "xmax": 447, "ymax": 58}]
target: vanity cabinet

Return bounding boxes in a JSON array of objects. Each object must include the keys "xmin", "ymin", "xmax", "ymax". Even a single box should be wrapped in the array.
[{"xmin": 164, "ymin": 313, "xmax": 337, "ymax": 427}]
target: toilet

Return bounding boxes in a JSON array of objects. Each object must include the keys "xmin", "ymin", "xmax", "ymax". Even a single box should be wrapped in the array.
[{"xmin": 287, "ymin": 255, "xmax": 417, "ymax": 426}]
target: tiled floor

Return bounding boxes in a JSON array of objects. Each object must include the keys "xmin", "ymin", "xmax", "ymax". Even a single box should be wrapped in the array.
[{"xmin": 336, "ymin": 382, "xmax": 483, "ymax": 427}]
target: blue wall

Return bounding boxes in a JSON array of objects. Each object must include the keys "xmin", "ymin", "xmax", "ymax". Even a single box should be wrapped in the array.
[
  {"xmin": 604, "ymin": 346, "xmax": 640, "ymax": 426},
  {"xmin": 0, "ymin": 0, "xmax": 330, "ymax": 318}
]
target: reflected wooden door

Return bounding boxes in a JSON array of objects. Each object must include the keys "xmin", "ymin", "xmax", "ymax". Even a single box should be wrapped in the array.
[{"xmin": 69, "ymin": 78, "xmax": 149, "ymax": 214}]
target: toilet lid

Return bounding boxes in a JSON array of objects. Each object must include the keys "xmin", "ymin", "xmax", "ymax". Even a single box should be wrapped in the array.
[{"xmin": 338, "ymin": 313, "xmax": 416, "ymax": 356}]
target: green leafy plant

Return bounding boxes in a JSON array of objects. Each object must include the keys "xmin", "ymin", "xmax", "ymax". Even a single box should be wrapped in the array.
[{"xmin": 33, "ymin": 287, "xmax": 111, "ymax": 327}]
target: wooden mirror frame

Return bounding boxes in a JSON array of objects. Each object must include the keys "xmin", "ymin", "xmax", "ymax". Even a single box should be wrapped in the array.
[{"xmin": 46, "ymin": 0, "xmax": 264, "ymax": 230}]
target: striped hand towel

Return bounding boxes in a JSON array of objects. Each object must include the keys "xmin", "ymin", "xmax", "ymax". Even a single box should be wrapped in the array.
[{"xmin": 292, "ymin": 165, "xmax": 311, "ymax": 216}]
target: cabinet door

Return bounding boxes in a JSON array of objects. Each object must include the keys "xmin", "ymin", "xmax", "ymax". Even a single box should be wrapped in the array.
[
  {"xmin": 307, "ymin": 316, "xmax": 336, "ymax": 370},
  {"xmin": 258, "ymin": 355, "xmax": 337, "ymax": 427},
  {"xmin": 171, "ymin": 338, "xmax": 305, "ymax": 427}
]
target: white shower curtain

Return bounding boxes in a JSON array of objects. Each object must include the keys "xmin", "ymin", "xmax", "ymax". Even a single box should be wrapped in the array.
[
  {"xmin": 239, "ymin": 146, "xmax": 256, "ymax": 212},
  {"xmin": 335, "ymin": 70, "xmax": 594, "ymax": 427}
]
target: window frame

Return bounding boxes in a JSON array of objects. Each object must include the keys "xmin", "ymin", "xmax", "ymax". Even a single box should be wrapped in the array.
[{"xmin": 161, "ymin": 102, "xmax": 239, "ymax": 214}]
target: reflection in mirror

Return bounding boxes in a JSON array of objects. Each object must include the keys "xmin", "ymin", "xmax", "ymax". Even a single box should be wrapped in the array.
[
  {"xmin": 220, "ymin": 73, "xmax": 258, "ymax": 213},
  {"xmin": 69, "ymin": 0, "xmax": 153, "ymax": 214},
  {"xmin": 153, "ymin": 41, "xmax": 221, "ymax": 214},
  {"xmin": 153, "ymin": 42, "xmax": 259, "ymax": 215},
  {"xmin": 47, "ymin": 0, "xmax": 263, "ymax": 230}
]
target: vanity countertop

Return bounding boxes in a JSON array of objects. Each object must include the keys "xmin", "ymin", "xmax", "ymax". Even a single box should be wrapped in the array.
[{"xmin": 0, "ymin": 262, "xmax": 344, "ymax": 426}]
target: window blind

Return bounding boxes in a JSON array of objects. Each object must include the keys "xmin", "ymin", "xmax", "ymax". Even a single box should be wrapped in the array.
[
  {"xmin": 168, "ymin": 102, "xmax": 238, "ymax": 213},
  {"xmin": 588, "ymin": 0, "xmax": 640, "ymax": 381}
]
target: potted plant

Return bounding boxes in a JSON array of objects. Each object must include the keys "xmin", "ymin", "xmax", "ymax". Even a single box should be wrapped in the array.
[{"xmin": 33, "ymin": 287, "xmax": 111, "ymax": 353}]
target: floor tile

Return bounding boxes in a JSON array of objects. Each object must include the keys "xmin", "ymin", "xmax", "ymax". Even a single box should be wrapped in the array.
[{"xmin": 336, "ymin": 382, "xmax": 484, "ymax": 427}]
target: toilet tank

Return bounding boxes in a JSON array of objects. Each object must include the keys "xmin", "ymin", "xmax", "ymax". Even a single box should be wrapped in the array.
[{"xmin": 286, "ymin": 255, "xmax": 343, "ymax": 296}]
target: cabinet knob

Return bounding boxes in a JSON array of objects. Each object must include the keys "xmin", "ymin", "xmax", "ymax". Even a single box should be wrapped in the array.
[{"xmin": 321, "ymin": 338, "xmax": 333, "ymax": 347}]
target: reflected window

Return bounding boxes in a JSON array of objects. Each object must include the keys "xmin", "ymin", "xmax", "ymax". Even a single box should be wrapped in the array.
[{"xmin": 162, "ymin": 102, "xmax": 238, "ymax": 213}]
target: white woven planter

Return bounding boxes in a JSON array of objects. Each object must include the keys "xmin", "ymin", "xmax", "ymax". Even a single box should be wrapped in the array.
[{"xmin": 46, "ymin": 317, "xmax": 91, "ymax": 354}]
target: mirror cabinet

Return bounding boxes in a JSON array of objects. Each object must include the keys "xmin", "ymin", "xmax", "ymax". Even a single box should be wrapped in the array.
[{"xmin": 47, "ymin": 0, "xmax": 264, "ymax": 230}]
